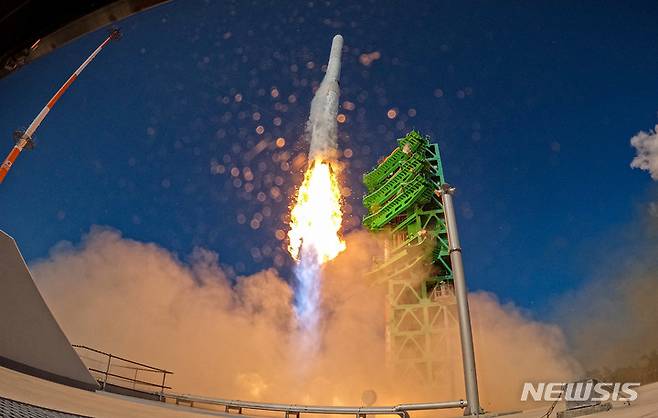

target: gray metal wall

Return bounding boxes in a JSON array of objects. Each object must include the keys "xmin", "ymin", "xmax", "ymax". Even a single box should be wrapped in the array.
[{"xmin": 0, "ymin": 230, "xmax": 98, "ymax": 391}]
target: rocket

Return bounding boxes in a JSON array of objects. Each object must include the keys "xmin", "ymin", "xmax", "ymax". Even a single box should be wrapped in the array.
[
  {"xmin": 326, "ymin": 34, "xmax": 343, "ymax": 87},
  {"xmin": 0, "ymin": 29, "xmax": 121, "ymax": 184},
  {"xmin": 322, "ymin": 34, "xmax": 343, "ymax": 113},
  {"xmin": 307, "ymin": 34, "xmax": 344, "ymax": 159}
]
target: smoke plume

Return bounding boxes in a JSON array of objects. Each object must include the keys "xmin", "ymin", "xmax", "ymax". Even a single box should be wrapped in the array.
[
  {"xmin": 32, "ymin": 226, "xmax": 578, "ymax": 411},
  {"xmin": 543, "ymin": 125, "xmax": 658, "ymax": 377},
  {"xmin": 630, "ymin": 124, "xmax": 658, "ymax": 180},
  {"xmin": 553, "ymin": 201, "xmax": 658, "ymax": 374}
]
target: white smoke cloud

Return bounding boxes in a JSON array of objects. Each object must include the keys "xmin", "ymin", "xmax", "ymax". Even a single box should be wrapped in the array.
[
  {"xmin": 553, "ymin": 207, "xmax": 658, "ymax": 373},
  {"xmin": 31, "ymin": 227, "xmax": 579, "ymax": 411},
  {"xmin": 630, "ymin": 124, "xmax": 658, "ymax": 180}
]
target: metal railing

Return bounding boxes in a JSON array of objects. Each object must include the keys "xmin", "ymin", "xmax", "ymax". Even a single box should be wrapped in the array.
[
  {"xmin": 73, "ymin": 345, "xmax": 173, "ymax": 398},
  {"xmin": 164, "ymin": 392, "xmax": 467, "ymax": 418},
  {"xmin": 73, "ymin": 345, "xmax": 467, "ymax": 417}
]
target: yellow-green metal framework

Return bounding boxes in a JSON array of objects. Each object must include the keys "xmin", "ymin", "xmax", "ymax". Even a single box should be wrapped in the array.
[{"xmin": 363, "ymin": 130, "xmax": 459, "ymax": 384}]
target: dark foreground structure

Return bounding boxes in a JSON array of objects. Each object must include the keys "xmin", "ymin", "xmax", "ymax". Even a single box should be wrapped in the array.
[{"xmin": 0, "ymin": 0, "xmax": 168, "ymax": 79}]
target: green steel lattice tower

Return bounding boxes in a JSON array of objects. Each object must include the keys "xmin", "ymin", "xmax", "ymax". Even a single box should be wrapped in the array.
[{"xmin": 362, "ymin": 130, "xmax": 460, "ymax": 385}]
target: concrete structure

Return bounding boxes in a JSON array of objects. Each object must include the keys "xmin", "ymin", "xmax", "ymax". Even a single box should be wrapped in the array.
[
  {"xmin": 0, "ymin": 366, "xmax": 239, "ymax": 418},
  {"xmin": 0, "ymin": 230, "xmax": 98, "ymax": 391}
]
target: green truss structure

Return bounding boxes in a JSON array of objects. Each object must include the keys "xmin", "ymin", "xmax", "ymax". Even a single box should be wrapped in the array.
[{"xmin": 362, "ymin": 130, "xmax": 459, "ymax": 385}]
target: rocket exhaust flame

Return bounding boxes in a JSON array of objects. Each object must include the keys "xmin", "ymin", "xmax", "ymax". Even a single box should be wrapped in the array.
[
  {"xmin": 288, "ymin": 159, "xmax": 345, "ymax": 330},
  {"xmin": 287, "ymin": 35, "xmax": 345, "ymax": 330},
  {"xmin": 288, "ymin": 159, "xmax": 346, "ymax": 264}
]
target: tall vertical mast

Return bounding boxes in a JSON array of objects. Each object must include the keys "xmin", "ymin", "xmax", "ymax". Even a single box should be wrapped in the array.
[{"xmin": 0, "ymin": 29, "xmax": 121, "ymax": 184}]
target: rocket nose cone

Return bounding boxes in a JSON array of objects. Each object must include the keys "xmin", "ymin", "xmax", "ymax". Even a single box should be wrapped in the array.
[
  {"xmin": 330, "ymin": 35, "xmax": 344, "ymax": 57},
  {"xmin": 326, "ymin": 34, "xmax": 343, "ymax": 82}
]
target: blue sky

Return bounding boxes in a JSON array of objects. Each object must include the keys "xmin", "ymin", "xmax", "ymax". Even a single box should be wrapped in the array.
[{"xmin": 1, "ymin": 0, "xmax": 657, "ymax": 316}]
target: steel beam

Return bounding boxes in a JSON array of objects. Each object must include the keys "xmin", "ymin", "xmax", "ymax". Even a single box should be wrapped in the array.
[
  {"xmin": 437, "ymin": 184, "xmax": 481, "ymax": 416},
  {"xmin": 163, "ymin": 393, "xmax": 467, "ymax": 418}
]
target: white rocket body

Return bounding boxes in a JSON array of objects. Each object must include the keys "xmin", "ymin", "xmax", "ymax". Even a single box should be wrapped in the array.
[
  {"xmin": 325, "ymin": 34, "xmax": 343, "ymax": 83},
  {"xmin": 307, "ymin": 35, "xmax": 343, "ymax": 160}
]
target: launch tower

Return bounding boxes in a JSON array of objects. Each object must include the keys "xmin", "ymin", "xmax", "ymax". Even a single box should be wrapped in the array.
[{"xmin": 362, "ymin": 130, "xmax": 459, "ymax": 385}]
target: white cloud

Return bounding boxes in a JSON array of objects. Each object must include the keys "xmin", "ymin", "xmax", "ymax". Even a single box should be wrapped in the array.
[
  {"xmin": 31, "ymin": 227, "xmax": 579, "ymax": 409},
  {"xmin": 630, "ymin": 124, "xmax": 658, "ymax": 180}
]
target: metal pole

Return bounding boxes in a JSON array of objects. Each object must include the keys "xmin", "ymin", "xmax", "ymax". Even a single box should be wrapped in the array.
[
  {"xmin": 0, "ymin": 29, "xmax": 121, "ymax": 184},
  {"xmin": 437, "ymin": 184, "xmax": 481, "ymax": 416},
  {"xmin": 160, "ymin": 372, "xmax": 167, "ymax": 401},
  {"xmin": 103, "ymin": 354, "xmax": 112, "ymax": 390}
]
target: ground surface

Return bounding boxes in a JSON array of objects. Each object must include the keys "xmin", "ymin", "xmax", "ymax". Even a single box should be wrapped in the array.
[
  {"xmin": 0, "ymin": 366, "xmax": 246, "ymax": 418},
  {"xmin": 1, "ymin": 366, "xmax": 657, "ymax": 418}
]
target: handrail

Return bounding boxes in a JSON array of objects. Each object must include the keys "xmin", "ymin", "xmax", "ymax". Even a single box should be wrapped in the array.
[
  {"xmin": 73, "ymin": 344, "xmax": 468, "ymax": 417},
  {"xmin": 87, "ymin": 368, "xmax": 172, "ymax": 390},
  {"xmin": 164, "ymin": 392, "xmax": 467, "ymax": 418},
  {"xmin": 78, "ymin": 354, "xmax": 163, "ymax": 373},
  {"xmin": 72, "ymin": 345, "xmax": 173, "ymax": 374},
  {"xmin": 73, "ymin": 344, "xmax": 173, "ymax": 397}
]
